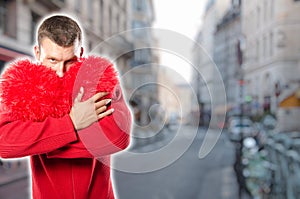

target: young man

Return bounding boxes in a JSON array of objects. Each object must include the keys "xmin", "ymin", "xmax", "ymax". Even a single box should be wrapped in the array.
[{"xmin": 0, "ymin": 15, "xmax": 131, "ymax": 199}]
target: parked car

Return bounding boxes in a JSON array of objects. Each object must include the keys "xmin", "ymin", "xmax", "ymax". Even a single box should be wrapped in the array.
[
  {"xmin": 227, "ymin": 115, "xmax": 250, "ymax": 127},
  {"xmin": 228, "ymin": 117, "xmax": 255, "ymax": 142}
]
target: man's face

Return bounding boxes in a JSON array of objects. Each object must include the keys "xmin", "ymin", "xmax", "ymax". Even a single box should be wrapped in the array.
[{"xmin": 34, "ymin": 38, "xmax": 83, "ymax": 77}]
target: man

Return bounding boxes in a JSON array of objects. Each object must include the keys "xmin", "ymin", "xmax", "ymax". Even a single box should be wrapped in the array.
[{"xmin": 0, "ymin": 15, "xmax": 132, "ymax": 199}]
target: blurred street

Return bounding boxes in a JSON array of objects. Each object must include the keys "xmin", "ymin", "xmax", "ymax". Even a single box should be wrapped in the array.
[
  {"xmin": 0, "ymin": 178, "xmax": 29, "ymax": 199},
  {"xmin": 114, "ymin": 125, "xmax": 241, "ymax": 199},
  {"xmin": 0, "ymin": 160, "xmax": 29, "ymax": 199}
]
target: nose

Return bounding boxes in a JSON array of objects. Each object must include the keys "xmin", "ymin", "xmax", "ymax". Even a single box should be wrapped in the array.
[{"xmin": 56, "ymin": 63, "xmax": 66, "ymax": 77}]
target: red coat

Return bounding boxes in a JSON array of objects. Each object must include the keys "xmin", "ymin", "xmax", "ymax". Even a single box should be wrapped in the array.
[{"xmin": 0, "ymin": 56, "xmax": 132, "ymax": 199}]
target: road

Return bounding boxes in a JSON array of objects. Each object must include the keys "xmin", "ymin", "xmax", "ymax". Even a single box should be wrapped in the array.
[
  {"xmin": 113, "ymin": 125, "xmax": 240, "ymax": 199},
  {"xmin": 0, "ymin": 178, "xmax": 29, "ymax": 199}
]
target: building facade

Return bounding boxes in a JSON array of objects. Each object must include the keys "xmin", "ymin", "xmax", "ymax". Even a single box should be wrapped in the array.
[
  {"xmin": 0, "ymin": 0, "xmax": 132, "ymax": 74},
  {"xmin": 128, "ymin": 0, "xmax": 159, "ymax": 126},
  {"xmin": 193, "ymin": 0, "xmax": 300, "ymax": 126},
  {"xmin": 191, "ymin": 0, "xmax": 231, "ymax": 126},
  {"xmin": 242, "ymin": 0, "xmax": 300, "ymax": 114},
  {"xmin": 213, "ymin": 0, "xmax": 242, "ymax": 115}
]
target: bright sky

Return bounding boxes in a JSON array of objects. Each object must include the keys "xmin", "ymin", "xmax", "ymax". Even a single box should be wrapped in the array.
[{"xmin": 153, "ymin": 0, "xmax": 208, "ymax": 82}]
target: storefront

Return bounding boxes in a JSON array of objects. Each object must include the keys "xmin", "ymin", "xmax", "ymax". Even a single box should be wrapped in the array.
[{"xmin": 276, "ymin": 87, "xmax": 300, "ymax": 132}]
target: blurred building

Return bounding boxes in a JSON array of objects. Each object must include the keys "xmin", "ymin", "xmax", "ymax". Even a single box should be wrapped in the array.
[
  {"xmin": 0, "ymin": 0, "xmax": 132, "ymax": 75},
  {"xmin": 191, "ymin": 0, "xmax": 231, "ymax": 126},
  {"xmin": 213, "ymin": 0, "xmax": 242, "ymax": 115},
  {"xmin": 128, "ymin": 0, "xmax": 159, "ymax": 126},
  {"xmin": 193, "ymin": 0, "xmax": 300, "ymax": 127},
  {"xmin": 241, "ymin": 0, "xmax": 300, "ymax": 115},
  {"xmin": 158, "ymin": 66, "xmax": 194, "ymax": 125}
]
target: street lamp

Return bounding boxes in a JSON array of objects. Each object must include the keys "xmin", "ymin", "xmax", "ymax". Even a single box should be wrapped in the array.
[{"xmin": 236, "ymin": 34, "xmax": 248, "ymax": 199}]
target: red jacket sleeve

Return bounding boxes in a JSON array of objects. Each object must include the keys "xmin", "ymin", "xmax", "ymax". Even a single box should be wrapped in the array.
[
  {"xmin": 46, "ymin": 88, "xmax": 132, "ymax": 159},
  {"xmin": 0, "ymin": 113, "xmax": 78, "ymax": 158}
]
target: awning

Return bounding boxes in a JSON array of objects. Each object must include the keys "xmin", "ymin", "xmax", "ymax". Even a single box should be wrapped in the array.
[
  {"xmin": 0, "ymin": 46, "xmax": 27, "ymax": 61},
  {"xmin": 279, "ymin": 87, "xmax": 300, "ymax": 108},
  {"xmin": 279, "ymin": 93, "xmax": 300, "ymax": 108}
]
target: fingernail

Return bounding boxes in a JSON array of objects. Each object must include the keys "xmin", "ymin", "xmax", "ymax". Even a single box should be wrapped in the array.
[
  {"xmin": 106, "ymin": 99, "xmax": 112, "ymax": 105},
  {"xmin": 80, "ymin": 87, "xmax": 84, "ymax": 93},
  {"xmin": 111, "ymin": 108, "xmax": 114, "ymax": 113}
]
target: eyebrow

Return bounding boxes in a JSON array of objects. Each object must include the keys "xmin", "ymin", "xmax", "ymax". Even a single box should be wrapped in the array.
[{"xmin": 46, "ymin": 55, "xmax": 78, "ymax": 62}]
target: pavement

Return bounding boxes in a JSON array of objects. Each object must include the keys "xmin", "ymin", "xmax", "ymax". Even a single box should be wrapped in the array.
[
  {"xmin": 0, "ymin": 159, "xmax": 29, "ymax": 187},
  {"xmin": 114, "ymin": 124, "xmax": 245, "ymax": 199}
]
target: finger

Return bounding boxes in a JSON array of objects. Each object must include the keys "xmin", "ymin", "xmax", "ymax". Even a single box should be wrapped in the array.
[
  {"xmin": 92, "ymin": 92, "xmax": 109, "ymax": 102},
  {"xmin": 95, "ymin": 99, "xmax": 111, "ymax": 109},
  {"xmin": 96, "ymin": 106, "xmax": 107, "ymax": 115},
  {"xmin": 98, "ymin": 108, "xmax": 114, "ymax": 119},
  {"xmin": 74, "ymin": 87, "xmax": 84, "ymax": 103}
]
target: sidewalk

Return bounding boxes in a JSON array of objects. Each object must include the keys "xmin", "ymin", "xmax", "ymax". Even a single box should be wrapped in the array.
[
  {"xmin": 129, "ymin": 124, "xmax": 174, "ymax": 152},
  {"xmin": 0, "ymin": 159, "xmax": 29, "ymax": 187},
  {"xmin": 114, "ymin": 125, "xmax": 245, "ymax": 199}
]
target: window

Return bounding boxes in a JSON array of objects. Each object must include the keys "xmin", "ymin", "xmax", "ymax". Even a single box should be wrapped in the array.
[
  {"xmin": 0, "ymin": 2, "xmax": 5, "ymax": 33},
  {"xmin": 88, "ymin": 40, "xmax": 93, "ymax": 51},
  {"xmin": 117, "ymin": 14, "xmax": 121, "ymax": 32},
  {"xmin": 257, "ymin": 6, "xmax": 260, "ymax": 28},
  {"xmin": 256, "ymin": 39, "xmax": 260, "ymax": 61},
  {"xmin": 123, "ymin": 17, "xmax": 127, "ymax": 30},
  {"xmin": 132, "ymin": 21, "xmax": 147, "ymax": 38},
  {"xmin": 0, "ymin": 60, "xmax": 5, "ymax": 72},
  {"xmin": 232, "ymin": 0, "xmax": 240, "ymax": 6},
  {"xmin": 263, "ymin": 0, "xmax": 267, "ymax": 22},
  {"xmin": 31, "ymin": 12, "xmax": 41, "ymax": 44},
  {"xmin": 133, "ymin": 0, "xmax": 146, "ymax": 12},
  {"xmin": 0, "ymin": 0, "xmax": 17, "ymax": 38},
  {"xmin": 270, "ymin": 0, "xmax": 274, "ymax": 18},
  {"xmin": 263, "ymin": 35, "xmax": 267, "ymax": 58},
  {"xmin": 99, "ymin": 0, "xmax": 104, "ymax": 33},
  {"xmin": 87, "ymin": 0, "xmax": 93, "ymax": 24},
  {"xmin": 109, "ymin": 6, "xmax": 112, "ymax": 35},
  {"xmin": 269, "ymin": 32, "xmax": 273, "ymax": 56},
  {"xmin": 74, "ymin": 0, "xmax": 81, "ymax": 13},
  {"xmin": 133, "ymin": 49, "xmax": 150, "ymax": 65}
]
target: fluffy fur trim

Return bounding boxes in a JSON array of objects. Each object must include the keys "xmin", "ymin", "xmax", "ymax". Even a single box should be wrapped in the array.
[{"xmin": 0, "ymin": 56, "xmax": 119, "ymax": 122}]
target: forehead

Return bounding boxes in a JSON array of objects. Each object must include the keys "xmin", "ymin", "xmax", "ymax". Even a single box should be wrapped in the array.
[{"xmin": 40, "ymin": 38, "xmax": 79, "ymax": 58}]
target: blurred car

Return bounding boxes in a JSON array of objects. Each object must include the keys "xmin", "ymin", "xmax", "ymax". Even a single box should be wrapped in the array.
[
  {"xmin": 228, "ymin": 117, "xmax": 255, "ymax": 142},
  {"xmin": 261, "ymin": 114, "xmax": 276, "ymax": 130},
  {"xmin": 226, "ymin": 115, "xmax": 250, "ymax": 128}
]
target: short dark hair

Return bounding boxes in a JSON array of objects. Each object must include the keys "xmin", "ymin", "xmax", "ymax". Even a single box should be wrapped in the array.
[{"xmin": 37, "ymin": 15, "xmax": 82, "ymax": 47}]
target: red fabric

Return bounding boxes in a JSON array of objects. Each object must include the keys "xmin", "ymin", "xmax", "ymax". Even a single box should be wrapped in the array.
[
  {"xmin": 0, "ymin": 56, "xmax": 132, "ymax": 199},
  {"xmin": 0, "ymin": 56, "xmax": 119, "ymax": 121}
]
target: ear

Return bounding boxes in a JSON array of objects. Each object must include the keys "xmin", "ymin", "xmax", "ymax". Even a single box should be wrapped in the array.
[{"xmin": 34, "ymin": 45, "xmax": 40, "ymax": 61}]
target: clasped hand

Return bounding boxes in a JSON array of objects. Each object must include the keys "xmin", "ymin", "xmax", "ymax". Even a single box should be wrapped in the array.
[{"xmin": 69, "ymin": 87, "xmax": 114, "ymax": 130}]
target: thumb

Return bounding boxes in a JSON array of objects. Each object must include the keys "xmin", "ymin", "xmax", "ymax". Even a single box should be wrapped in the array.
[{"xmin": 74, "ymin": 87, "xmax": 84, "ymax": 103}]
